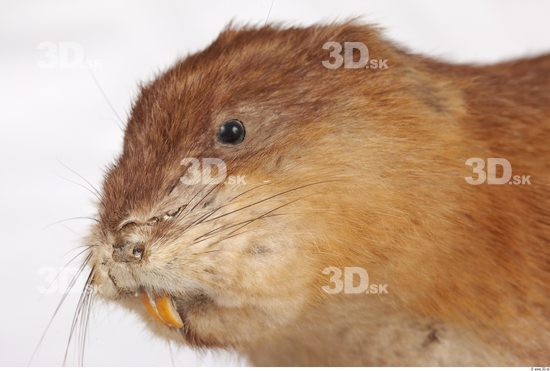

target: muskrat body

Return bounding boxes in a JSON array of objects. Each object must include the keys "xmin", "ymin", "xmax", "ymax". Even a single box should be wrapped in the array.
[{"xmin": 88, "ymin": 23, "xmax": 550, "ymax": 365}]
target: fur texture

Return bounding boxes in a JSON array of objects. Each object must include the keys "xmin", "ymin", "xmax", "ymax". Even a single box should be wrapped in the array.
[{"xmin": 88, "ymin": 22, "xmax": 550, "ymax": 365}]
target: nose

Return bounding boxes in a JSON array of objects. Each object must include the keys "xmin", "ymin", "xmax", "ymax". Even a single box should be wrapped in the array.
[{"xmin": 112, "ymin": 242, "xmax": 145, "ymax": 263}]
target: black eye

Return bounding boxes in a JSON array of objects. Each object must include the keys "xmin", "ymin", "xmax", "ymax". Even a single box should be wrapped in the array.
[{"xmin": 218, "ymin": 119, "xmax": 245, "ymax": 144}]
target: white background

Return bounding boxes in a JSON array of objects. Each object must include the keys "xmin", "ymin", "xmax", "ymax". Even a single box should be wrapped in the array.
[{"xmin": 1, "ymin": 0, "xmax": 549, "ymax": 366}]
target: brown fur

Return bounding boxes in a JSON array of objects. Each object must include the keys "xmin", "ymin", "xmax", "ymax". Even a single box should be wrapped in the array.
[{"xmin": 88, "ymin": 22, "xmax": 550, "ymax": 365}]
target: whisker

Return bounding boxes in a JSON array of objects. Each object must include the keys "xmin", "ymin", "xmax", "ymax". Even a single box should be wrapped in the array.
[
  {"xmin": 175, "ymin": 160, "xmax": 218, "ymax": 214},
  {"xmin": 192, "ymin": 197, "xmax": 304, "ymax": 246},
  {"xmin": 183, "ymin": 207, "xmax": 219, "ymax": 230},
  {"xmin": 193, "ymin": 213, "xmax": 281, "ymax": 244},
  {"xmin": 79, "ymin": 283, "xmax": 95, "ymax": 366},
  {"xmin": 221, "ymin": 198, "xmax": 304, "ymax": 239},
  {"xmin": 63, "ymin": 244, "xmax": 96, "ymax": 258},
  {"xmin": 64, "ymin": 267, "xmax": 94, "ymax": 366},
  {"xmin": 179, "ymin": 179, "xmax": 270, "ymax": 230},
  {"xmin": 43, "ymin": 246, "xmax": 96, "ymax": 294},
  {"xmin": 187, "ymin": 182, "xmax": 273, "ymax": 226},
  {"xmin": 188, "ymin": 179, "xmax": 224, "ymax": 214},
  {"xmin": 204, "ymin": 180, "xmax": 333, "ymax": 224},
  {"xmin": 168, "ymin": 341, "xmax": 176, "ymax": 366},
  {"xmin": 77, "ymin": 280, "xmax": 93, "ymax": 365},
  {"xmin": 227, "ymin": 181, "xmax": 272, "ymax": 203},
  {"xmin": 61, "ymin": 224, "xmax": 80, "ymax": 236},
  {"xmin": 175, "ymin": 180, "xmax": 227, "ymax": 234},
  {"xmin": 192, "ymin": 229, "xmax": 255, "ymax": 256},
  {"xmin": 182, "ymin": 180, "xmax": 211, "ymax": 209},
  {"xmin": 28, "ymin": 253, "xmax": 92, "ymax": 366},
  {"xmin": 54, "ymin": 173, "xmax": 100, "ymax": 202},
  {"xmin": 58, "ymin": 160, "xmax": 102, "ymax": 200},
  {"xmin": 43, "ymin": 216, "xmax": 100, "ymax": 230},
  {"xmin": 178, "ymin": 181, "xmax": 332, "ymax": 248},
  {"xmin": 191, "ymin": 249, "xmax": 222, "ymax": 256},
  {"xmin": 87, "ymin": 65, "xmax": 125, "ymax": 130}
]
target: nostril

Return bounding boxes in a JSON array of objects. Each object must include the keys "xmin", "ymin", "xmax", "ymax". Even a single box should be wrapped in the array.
[
  {"xmin": 132, "ymin": 245, "xmax": 145, "ymax": 259},
  {"xmin": 112, "ymin": 242, "xmax": 144, "ymax": 262}
]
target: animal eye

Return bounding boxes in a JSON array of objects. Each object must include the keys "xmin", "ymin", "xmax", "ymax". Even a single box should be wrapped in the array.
[{"xmin": 218, "ymin": 119, "xmax": 245, "ymax": 144}]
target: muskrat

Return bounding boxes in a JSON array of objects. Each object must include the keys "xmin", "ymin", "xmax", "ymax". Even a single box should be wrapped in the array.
[{"xmin": 85, "ymin": 22, "xmax": 550, "ymax": 365}]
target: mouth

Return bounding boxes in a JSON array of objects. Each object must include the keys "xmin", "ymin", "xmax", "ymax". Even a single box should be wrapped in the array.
[{"xmin": 141, "ymin": 290, "xmax": 184, "ymax": 329}]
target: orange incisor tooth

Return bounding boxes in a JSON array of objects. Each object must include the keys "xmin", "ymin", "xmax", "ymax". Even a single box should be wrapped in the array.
[
  {"xmin": 141, "ymin": 292, "xmax": 184, "ymax": 329},
  {"xmin": 141, "ymin": 292, "xmax": 163, "ymax": 324},
  {"xmin": 155, "ymin": 294, "xmax": 184, "ymax": 329}
]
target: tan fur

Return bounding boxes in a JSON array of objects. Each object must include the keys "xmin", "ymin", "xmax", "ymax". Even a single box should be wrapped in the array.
[{"xmin": 87, "ymin": 22, "xmax": 550, "ymax": 365}]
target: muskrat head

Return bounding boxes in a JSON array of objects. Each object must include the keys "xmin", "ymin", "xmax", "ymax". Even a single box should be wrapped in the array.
[{"xmin": 87, "ymin": 23, "xmax": 408, "ymax": 347}]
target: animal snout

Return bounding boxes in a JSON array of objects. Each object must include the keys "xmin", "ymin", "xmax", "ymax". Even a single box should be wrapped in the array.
[{"xmin": 112, "ymin": 242, "xmax": 145, "ymax": 263}]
